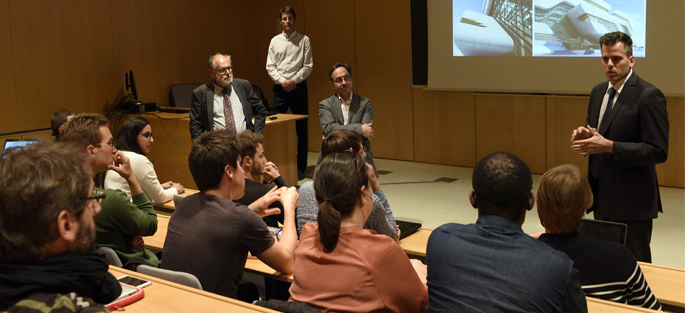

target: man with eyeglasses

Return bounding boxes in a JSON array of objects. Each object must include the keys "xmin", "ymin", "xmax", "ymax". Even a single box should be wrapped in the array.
[
  {"xmin": 190, "ymin": 53, "xmax": 267, "ymax": 141},
  {"xmin": 319, "ymin": 63, "xmax": 377, "ymax": 175},
  {"xmin": 0, "ymin": 142, "xmax": 121, "ymax": 312},
  {"xmin": 61, "ymin": 113, "xmax": 159, "ymax": 269},
  {"xmin": 266, "ymin": 6, "xmax": 313, "ymax": 181}
]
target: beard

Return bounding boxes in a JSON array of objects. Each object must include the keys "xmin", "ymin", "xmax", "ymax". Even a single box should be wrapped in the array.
[{"xmin": 71, "ymin": 218, "xmax": 96, "ymax": 252}]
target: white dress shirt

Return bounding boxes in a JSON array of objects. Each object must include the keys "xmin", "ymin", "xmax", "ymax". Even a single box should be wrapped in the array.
[
  {"xmin": 212, "ymin": 83, "xmax": 246, "ymax": 133},
  {"xmin": 266, "ymin": 30, "xmax": 313, "ymax": 84},
  {"xmin": 598, "ymin": 69, "xmax": 633, "ymax": 130}
]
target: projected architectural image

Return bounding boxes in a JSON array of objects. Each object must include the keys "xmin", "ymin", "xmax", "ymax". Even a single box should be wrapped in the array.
[{"xmin": 453, "ymin": 0, "xmax": 646, "ymax": 57}]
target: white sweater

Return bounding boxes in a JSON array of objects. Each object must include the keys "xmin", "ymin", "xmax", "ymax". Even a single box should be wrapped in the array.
[{"xmin": 104, "ymin": 150, "xmax": 177, "ymax": 204}]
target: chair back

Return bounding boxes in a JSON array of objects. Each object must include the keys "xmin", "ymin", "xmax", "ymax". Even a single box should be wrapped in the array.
[
  {"xmin": 169, "ymin": 84, "xmax": 202, "ymax": 108},
  {"xmin": 579, "ymin": 218, "xmax": 628, "ymax": 245},
  {"xmin": 96, "ymin": 246, "xmax": 123, "ymax": 267},
  {"xmin": 173, "ymin": 194, "xmax": 186, "ymax": 207},
  {"xmin": 137, "ymin": 264, "xmax": 203, "ymax": 290}
]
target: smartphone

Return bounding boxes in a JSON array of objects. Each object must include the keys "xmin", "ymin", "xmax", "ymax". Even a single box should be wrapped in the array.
[{"xmin": 117, "ymin": 275, "xmax": 151, "ymax": 288}]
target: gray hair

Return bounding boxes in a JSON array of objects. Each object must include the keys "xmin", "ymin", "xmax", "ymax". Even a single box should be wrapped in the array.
[{"xmin": 208, "ymin": 53, "xmax": 232, "ymax": 70}]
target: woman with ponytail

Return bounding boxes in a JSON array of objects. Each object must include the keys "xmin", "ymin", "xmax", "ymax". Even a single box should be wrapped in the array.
[
  {"xmin": 289, "ymin": 152, "xmax": 428, "ymax": 313},
  {"xmin": 296, "ymin": 129, "xmax": 397, "ymax": 239}
]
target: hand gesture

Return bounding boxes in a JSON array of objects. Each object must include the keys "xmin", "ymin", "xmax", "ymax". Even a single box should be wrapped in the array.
[
  {"xmin": 248, "ymin": 186, "xmax": 282, "ymax": 217},
  {"xmin": 263, "ymin": 161, "xmax": 281, "ymax": 183},
  {"xmin": 571, "ymin": 126, "xmax": 613, "ymax": 156},
  {"xmin": 282, "ymin": 79, "xmax": 296, "ymax": 92},
  {"xmin": 279, "ymin": 186, "xmax": 298, "ymax": 214},
  {"xmin": 109, "ymin": 151, "xmax": 135, "ymax": 181}
]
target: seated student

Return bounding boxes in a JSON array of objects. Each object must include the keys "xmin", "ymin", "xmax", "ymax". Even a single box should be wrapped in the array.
[
  {"xmin": 427, "ymin": 152, "xmax": 587, "ymax": 313},
  {"xmin": 104, "ymin": 117, "xmax": 185, "ymax": 203},
  {"xmin": 0, "ymin": 142, "xmax": 120, "ymax": 311},
  {"xmin": 61, "ymin": 113, "xmax": 159, "ymax": 268},
  {"xmin": 235, "ymin": 130, "xmax": 286, "ymax": 227},
  {"xmin": 536, "ymin": 164, "xmax": 662, "ymax": 311},
  {"xmin": 297, "ymin": 129, "xmax": 397, "ymax": 239},
  {"xmin": 161, "ymin": 130, "xmax": 298, "ymax": 300},
  {"xmin": 289, "ymin": 152, "xmax": 429, "ymax": 312}
]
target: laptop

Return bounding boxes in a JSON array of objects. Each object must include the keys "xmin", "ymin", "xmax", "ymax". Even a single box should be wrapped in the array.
[
  {"xmin": 2, "ymin": 139, "xmax": 38, "ymax": 158},
  {"xmin": 579, "ymin": 218, "xmax": 628, "ymax": 246},
  {"xmin": 396, "ymin": 220, "xmax": 422, "ymax": 240}
]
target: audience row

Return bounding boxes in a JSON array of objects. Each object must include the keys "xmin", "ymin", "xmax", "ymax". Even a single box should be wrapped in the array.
[{"xmin": 0, "ymin": 112, "xmax": 662, "ymax": 312}]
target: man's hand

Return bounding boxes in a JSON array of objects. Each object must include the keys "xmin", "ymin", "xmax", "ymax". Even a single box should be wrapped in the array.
[
  {"xmin": 279, "ymin": 186, "xmax": 298, "ymax": 214},
  {"xmin": 366, "ymin": 163, "xmax": 381, "ymax": 192},
  {"xmin": 282, "ymin": 79, "xmax": 296, "ymax": 92},
  {"xmin": 571, "ymin": 126, "xmax": 613, "ymax": 156},
  {"xmin": 161, "ymin": 181, "xmax": 173, "ymax": 189},
  {"xmin": 248, "ymin": 186, "xmax": 282, "ymax": 217},
  {"xmin": 109, "ymin": 151, "xmax": 143, "ymax": 195},
  {"xmin": 131, "ymin": 234, "xmax": 145, "ymax": 252},
  {"xmin": 109, "ymin": 151, "xmax": 135, "ymax": 181},
  {"xmin": 361, "ymin": 123, "xmax": 374, "ymax": 139},
  {"xmin": 263, "ymin": 161, "xmax": 281, "ymax": 183},
  {"xmin": 571, "ymin": 125, "xmax": 593, "ymax": 142}
]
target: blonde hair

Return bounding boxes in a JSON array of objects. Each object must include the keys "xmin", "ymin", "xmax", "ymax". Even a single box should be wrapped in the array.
[{"xmin": 536, "ymin": 164, "xmax": 593, "ymax": 234}]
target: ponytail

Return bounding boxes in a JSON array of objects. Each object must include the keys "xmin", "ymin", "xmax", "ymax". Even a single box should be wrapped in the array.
[{"xmin": 318, "ymin": 200, "xmax": 342, "ymax": 252}]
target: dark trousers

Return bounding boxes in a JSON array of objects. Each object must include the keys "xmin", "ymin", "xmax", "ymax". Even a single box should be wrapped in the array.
[
  {"xmin": 272, "ymin": 81, "xmax": 309, "ymax": 172},
  {"xmin": 594, "ymin": 210, "xmax": 653, "ymax": 263}
]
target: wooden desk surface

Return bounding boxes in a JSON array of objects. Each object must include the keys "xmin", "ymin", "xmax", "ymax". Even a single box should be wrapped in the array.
[
  {"xmin": 108, "ymin": 266, "xmax": 277, "ymax": 312},
  {"xmin": 638, "ymin": 262, "xmax": 685, "ymax": 308},
  {"xmin": 145, "ymin": 218, "xmax": 684, "ymax": 309},
  {"xmin": 152, "ymin": 189, "xmax": 199, "ymax": 212}
]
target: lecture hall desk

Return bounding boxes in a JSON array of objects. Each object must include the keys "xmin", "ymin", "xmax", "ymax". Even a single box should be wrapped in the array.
[
  {"xmin": 144, "ymin": 219, "xmax": 684, "ymax": 311},
  {"xmin": 108, "ymin": 266, "xmax": 277, "ymax": 312},
  {"xmin": 119, "ymin": 112, "xmax": 307, "ymax": 189}
]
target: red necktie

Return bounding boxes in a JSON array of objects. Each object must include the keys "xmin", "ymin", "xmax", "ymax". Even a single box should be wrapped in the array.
[{"xmin": 222, "ymin": 87, "xmax": 237, "ymax": 134}]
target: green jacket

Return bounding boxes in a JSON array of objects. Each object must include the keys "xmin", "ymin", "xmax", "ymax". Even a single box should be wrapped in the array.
[{"xmin": 94, "ymin": 188, "xmax": 159, "ymax": 267}]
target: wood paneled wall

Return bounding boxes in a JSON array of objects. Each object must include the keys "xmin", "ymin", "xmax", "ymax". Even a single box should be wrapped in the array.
[
  {"xmin": 413, "ymin": 89, "xmax": 684, "ymax": 188},
  {"xmin": 1, "ymin": 0, "xmax": 683, "ymax": 187}
]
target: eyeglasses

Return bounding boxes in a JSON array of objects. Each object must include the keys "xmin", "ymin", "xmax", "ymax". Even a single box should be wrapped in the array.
[
  {"xmin": 85, "ymin": 189, "xmax": 106, "ymax": 204},
  {"xmin": 94, "ymin": 141, "xmax": 115, "ymax": 149},
  {"xmin": 214, "ymin": 66, "xmax": 232, "ymax": 74},
  {"xmin": 333, "ymin": 76, "xmax": 351, "ymax": 85},
  {"xmin": 140, "ymin": 132, "xmax": 154, "ymax": 141}
]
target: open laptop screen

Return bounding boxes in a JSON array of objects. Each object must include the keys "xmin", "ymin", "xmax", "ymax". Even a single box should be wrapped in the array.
[{"xmin": 2, "ymin": 139, "xmax": 38, "ymax": 158}]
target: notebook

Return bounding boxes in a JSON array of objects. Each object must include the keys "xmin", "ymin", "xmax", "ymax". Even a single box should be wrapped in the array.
[{"xmin": 396, "ymin": 220, "xmax": 422, "ymax": 239}]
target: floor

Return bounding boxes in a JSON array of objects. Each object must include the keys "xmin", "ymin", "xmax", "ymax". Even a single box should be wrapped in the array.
[{"xmin": 300, "ymin": 152, "xmax": 685, "ymax": 268}]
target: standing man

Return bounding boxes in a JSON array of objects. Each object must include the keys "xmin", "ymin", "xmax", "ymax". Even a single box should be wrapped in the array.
[
  {"xmin": 571, "ymin": 31, "xmax": 668, "ymax": 263},
  {"xmin": 266, "ymin": 6, "xmax": 313, "ymax": 180},
  {"xmin": 319, "ymin": 63, "xmax": 377, "ymax": 174},
  {"xmin": 190, "ymin": 53, "xmax": 267, "ymax": 141},
  {"xmin": 0, "ymin": 142, "xmax": 120, "ymax": 311}
]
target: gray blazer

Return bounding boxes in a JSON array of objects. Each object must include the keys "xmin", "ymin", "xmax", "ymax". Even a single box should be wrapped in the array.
[
  {"xmin": 189, "ymin": 78, "xmax": 267, "ymax": 141},
  {"xmin": 318, "ymin": 93, "xmax": 376, "ymax": 172}
]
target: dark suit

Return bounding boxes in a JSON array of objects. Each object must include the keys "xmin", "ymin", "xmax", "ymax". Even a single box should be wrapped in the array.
[
  {"xmin": 189, "ymin": 79, "xmax": 267, "ymax": 141},
  {"xmin": 585, "ymin": 72, "xmax": 668, "ymax": 262},
  {"xmin": 318, "ymin": 93, "xmax": 376, "ymax": 173}
]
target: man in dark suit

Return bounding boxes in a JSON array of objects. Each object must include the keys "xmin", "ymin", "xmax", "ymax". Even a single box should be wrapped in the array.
[
  {"xmin": 190, "ymin": 53, "xmax": 267, "ymax": 141},
  {"xmin": 319, "ymin": 63, "xmax": 377, "ymax": 174},
  {"xmin": 571, "ymin": 31, "xmax": 669, "ymax": 262}
]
